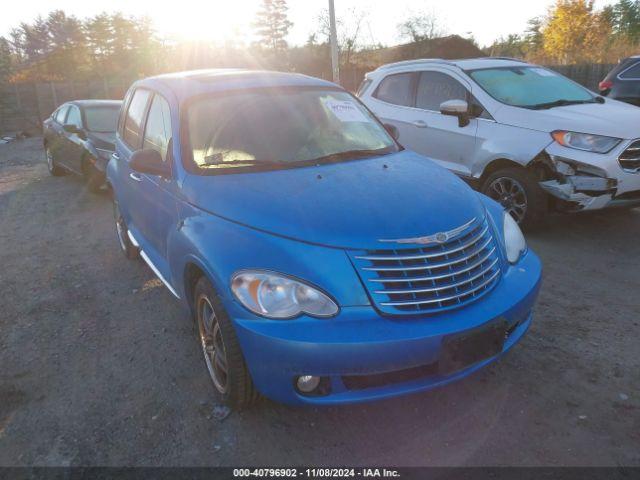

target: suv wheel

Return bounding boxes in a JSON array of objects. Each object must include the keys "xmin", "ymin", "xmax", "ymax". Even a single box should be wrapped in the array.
[
  {"xmin": 45, "ymin": 146, "xmax": 65, "ymax": 176},
  {"xmin": 481, "ymin": 167, "xmax": 547, "ymax": 227},
  {"xmin": 113, "ymin": 199, "xmax": 139, "ymax": 259},
  {"xmin": 193, "ymin": 276, "xmax": 258, "ymax": 409}
]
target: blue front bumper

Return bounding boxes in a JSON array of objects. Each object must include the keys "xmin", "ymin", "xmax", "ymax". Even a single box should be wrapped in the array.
[{"xmin": 231, "ymin": 251, "xmax": 542, "ymax": 406}]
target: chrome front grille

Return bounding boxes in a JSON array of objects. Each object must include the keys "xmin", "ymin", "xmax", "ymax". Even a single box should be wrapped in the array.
[
  {"xmin": 351, "ymin": 216, "xmax": 502, "ymax": 315},
  {"xmin": 619, "ymin": 140, "xmax": 640, "ymax": 173}
]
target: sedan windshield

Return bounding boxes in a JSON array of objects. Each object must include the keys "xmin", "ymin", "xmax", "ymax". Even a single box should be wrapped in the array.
[
  {"xmin": 188, "ymin": 88, "xmax": 398, "ymax": 172},
  {"xmin": 468, "ymin": 67, "xmax": 596, "ymax": 109},
  {"xmin": 84, "ymin": 106, "xmax": 120, "ymax": 132}
]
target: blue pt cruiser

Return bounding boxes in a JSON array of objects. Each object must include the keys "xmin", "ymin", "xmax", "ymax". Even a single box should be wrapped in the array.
[{"xmin": 108, "ymin": 70, "xmax": 542, "ymax": 408}]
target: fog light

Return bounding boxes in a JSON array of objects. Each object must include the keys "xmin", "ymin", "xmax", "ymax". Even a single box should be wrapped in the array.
[{"xmin": 296, "ymin": 375, "xmax": 321, "ymax": 393}]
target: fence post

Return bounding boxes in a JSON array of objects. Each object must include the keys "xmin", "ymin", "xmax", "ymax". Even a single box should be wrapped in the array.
[{"xmin": 49, "ymin": 82, "xmax": 58, "ymax": 108}]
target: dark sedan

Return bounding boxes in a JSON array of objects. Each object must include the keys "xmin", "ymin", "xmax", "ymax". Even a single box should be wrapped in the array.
[{"xmin": 43, "ymin": 100, "xmax": 121, "ymax": 192}]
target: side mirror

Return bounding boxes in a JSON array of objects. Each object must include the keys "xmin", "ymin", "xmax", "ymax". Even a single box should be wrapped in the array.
[
  {"xmin": 383, "ymin": 123, "xmax": 400, "ymax": 140},
  {"xmin": 130, "ymin": 149, "xmax": 171, "ymax": 178},
  {"xmin": 440, "ymin": 99, "xmax": 470, "ymax": 128},
  {"xmin": 63, "ymin": 124, "xmax": 87, "ymax": 140}
]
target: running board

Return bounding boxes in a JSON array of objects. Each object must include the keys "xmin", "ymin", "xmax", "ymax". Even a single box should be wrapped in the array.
[{"xmin": 127, "ymin": 230, "xmax": 180, "ymax": 299}]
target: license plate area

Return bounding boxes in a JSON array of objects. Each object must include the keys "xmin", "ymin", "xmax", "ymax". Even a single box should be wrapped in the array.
[{"xmin": 439, "ymin": 318, "xmax": 507, "ymax": 375}]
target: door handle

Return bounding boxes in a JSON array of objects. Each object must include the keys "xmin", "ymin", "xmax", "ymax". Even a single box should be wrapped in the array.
[
  {"xmin": 129, "ymin": 172, "xmax": 142, "ymax": 182},
  {"xmin": 112, "ymin": 152, "xmax": 120, "ymax": 161},
  {"xmin": 412, "ymin": 120, "xmax": 428, "ymax": 128}
]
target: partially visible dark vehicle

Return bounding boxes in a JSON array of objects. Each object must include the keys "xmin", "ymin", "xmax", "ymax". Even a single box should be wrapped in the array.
[
  {"xmin": 599, "ymin": 56, "xmax": 640, "ymax": 106},
  {"xmin": 43, "ymin": 100, "xmax": 122, "ymax": 192}
]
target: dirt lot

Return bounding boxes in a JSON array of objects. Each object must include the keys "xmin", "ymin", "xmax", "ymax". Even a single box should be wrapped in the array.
[{"xmin": 0, "ymin": 137, "xmax": 638, "ymax": 467}]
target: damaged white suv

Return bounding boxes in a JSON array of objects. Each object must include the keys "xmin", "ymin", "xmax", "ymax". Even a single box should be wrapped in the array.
[{"xmin": 358, "ymin": 57, "xmax": 640, "ymax": 225}]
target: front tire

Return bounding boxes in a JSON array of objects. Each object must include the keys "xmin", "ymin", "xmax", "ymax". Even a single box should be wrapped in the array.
[
  {"xmin": 481, "ymin": 167, "xmax": 547, "ymax": 227},
  {"xmin": 193, "ymin": 277, "xmax": 258, "ymax": 409},
  {"xmin": 45, "ymin": 146, "xmax": 65, "ymax": 176},
  {"xmin": 113, "ymin": 199, "xmax": 139, "ymax": 260}
]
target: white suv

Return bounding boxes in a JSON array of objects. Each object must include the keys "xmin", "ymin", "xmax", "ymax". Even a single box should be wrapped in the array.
[{"xmin": 358, "ymin": 57, "xmax": 640, "ymax": 225}]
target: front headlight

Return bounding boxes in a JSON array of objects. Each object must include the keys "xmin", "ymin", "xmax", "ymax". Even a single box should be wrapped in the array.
[
  {"xmin": 231, "ymin": 271, "xmax": 339, "ymax": 319},
  {"xmin": 551, "ymin": 130, "xmax": 620, "ymax": 154},
  {"xmin": 503, "ymin": 213, "xmax": 526, "ymax": 264}
]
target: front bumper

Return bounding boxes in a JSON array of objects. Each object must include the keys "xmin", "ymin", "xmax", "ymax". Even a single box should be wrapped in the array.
[
  {"xmin": 230, "ymin": 250, "xmax": 542, "ymax": 406},
  {"xmin": 541, "ymin": 142, "xmax": 640, "ymax": 211}
]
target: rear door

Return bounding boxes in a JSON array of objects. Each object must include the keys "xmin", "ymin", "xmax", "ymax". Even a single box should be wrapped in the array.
[
  {"xmin": 60, "ymin": 104, "xmax": 85, "ymax": 172},
  {"xmin": 112, "ymin": 88, "xmax": 152, "ymax": 237},
  {"xmin": 47, "ymin": 105, "xmax": 69, "ymax": 163}
]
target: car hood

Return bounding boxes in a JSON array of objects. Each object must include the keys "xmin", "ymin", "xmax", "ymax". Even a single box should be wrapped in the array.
[
  {"xmin": 181, "ymin": 150, "xmax": 487, "ymax": 250},
  {"xmin": 496, "ymin": 99, "xmax": 640, "ymax": 139},
  {"xmin": 87, "ymin": 131, "xmax": 116, "ymax": 150}
]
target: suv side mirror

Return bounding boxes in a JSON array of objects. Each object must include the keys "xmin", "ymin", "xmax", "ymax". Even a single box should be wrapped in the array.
[
  {"xmin": 63, "ymin": 124, "xmax": 87, "ymax": 140},
  {"xmin": 383, "ymin": 123, "xmax": 400, "ymax": 140},
  {"xmin": 440, "ymin": 99, "xmax": 470, "ymax": 128},
  {"xmin": 130, "ymin": 149, "xmax": 171, "ymax": 178}
]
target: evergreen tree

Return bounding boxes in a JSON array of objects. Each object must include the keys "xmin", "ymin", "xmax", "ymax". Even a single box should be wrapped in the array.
[{"xmin": 253, "ymin": 0, "xmax": 293, "ymax": 51}]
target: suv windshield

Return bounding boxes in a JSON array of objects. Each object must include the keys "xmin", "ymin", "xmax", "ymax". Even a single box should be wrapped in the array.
[
  {"xmin": 84, "ymin": 106, "xmax": 120, "ymax": 132},
  {"xmin": 187, "ymin": 88, "xmax": 398, "ymax": 172},
  {"xmin": 468, "ymin": 67, "xmax": 596, "ymax": 109}
]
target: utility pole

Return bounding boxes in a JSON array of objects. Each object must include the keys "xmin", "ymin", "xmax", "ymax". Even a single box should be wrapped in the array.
[{"xmin": 328, "ymin": 0, "xmax": 340, "ymax": 84}]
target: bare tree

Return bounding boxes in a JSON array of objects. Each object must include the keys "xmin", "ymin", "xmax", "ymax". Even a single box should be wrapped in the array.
[
  {"xmin": 316, "ymin": 7, "xmax": 370, "ymax": 65},
  {"xmin": 398, "ymin": 12, "xmax": 446, "ymax": 42}
]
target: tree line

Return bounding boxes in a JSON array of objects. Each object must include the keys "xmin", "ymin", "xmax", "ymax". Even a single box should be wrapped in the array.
[{"xmin": 489, "ymin": 0, "xmax": 640, "ymax": 64}]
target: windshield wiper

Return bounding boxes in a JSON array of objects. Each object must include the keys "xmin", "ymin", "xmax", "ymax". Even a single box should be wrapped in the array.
[
  {"xmin": 527, "ymin": 98, "xmax": 598, "ymax": 110},
  {"xmin": 308, "ymin": 148, "xmax": 394, "ymax": 165}
]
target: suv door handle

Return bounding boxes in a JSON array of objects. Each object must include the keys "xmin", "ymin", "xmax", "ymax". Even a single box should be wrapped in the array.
[
  {"xmin": 412, "ymin": 120, "xmax": 428, "ymax": 128},
  {"xmin": 112, "ymin": 152, "xmax": 120, "ymax": 161},
  {"xmin": 129, "ymin": 172, "xmax": 142, "ymax": 182}
]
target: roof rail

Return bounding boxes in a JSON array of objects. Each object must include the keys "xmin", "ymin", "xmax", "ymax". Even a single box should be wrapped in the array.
[
  {"xmin": 479, "ymin": 56, "xmax": 528, "ymax": 63},
  {"xmin": 375, "ymin": 58, "xmax": 455, "ymax": 71}
]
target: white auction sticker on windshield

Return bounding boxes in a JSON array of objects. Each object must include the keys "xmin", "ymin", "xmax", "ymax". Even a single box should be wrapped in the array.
[
  {"xmin": 531, "ymin": 68, "xmax": 557, "ymax": 77},
  {"xmin": 325, "ymin": 100, "xmax": 371, "ymax": 123}
]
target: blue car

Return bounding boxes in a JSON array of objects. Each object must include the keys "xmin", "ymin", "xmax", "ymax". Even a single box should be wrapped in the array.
[{"xmin": 107, "ymin": 70, "xmax": 542, "ymax": 408}]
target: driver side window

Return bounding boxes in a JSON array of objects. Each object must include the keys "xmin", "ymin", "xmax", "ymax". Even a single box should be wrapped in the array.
[{"xmin": 416, "ymin": 71, "xmax": 468, "ymax": 111}]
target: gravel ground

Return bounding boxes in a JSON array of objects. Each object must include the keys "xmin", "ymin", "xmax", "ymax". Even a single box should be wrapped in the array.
[{"xmin": 0, "ymin": 137, "xmax": 639, "ymax": 467}]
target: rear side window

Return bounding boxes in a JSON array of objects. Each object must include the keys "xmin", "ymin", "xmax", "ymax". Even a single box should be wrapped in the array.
[
  {"xmin": 416, "ymin": 71, "xmax": 468, "ymax": 111},
  {"xmin": 143, "ymin": 94, "xmax": 172, "ymax": 162},
  {"xmin": 66, "ymin": 106, "xmax": 83, "ymax": 128},
  {"xmin": 123, "ymin": 89, "xmax": 151, "ymax": 148},
  {"xmin": 373, "ymin": 73, "xmax": 415, "ymax": 106},
  {"xmin": 619, "ymin": 61, "xmax": 640, "ymax": 79},
  {"xmin": 54, "ymin": 106, "xmax": 69, "ymax": 123}
]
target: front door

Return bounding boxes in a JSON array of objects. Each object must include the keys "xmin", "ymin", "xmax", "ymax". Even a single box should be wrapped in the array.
[
  {"xmin": 402, "ymin": 70, "xmax": 478, "ymax": 177},
  {"xmin": 60, "ymin": 104, "xmax": 86, "ymax": 173}
]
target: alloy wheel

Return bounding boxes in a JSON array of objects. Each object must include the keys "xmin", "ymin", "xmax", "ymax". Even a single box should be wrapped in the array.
[
  {"xmin": 197, "ymin": 295, "xmax": 229, "ymax": 394},
  {"xmin": 487, "ymin": 176, "xmax": 528, "ymax": 224},
  {"xmin": 46, "ymin": 147, "xmax": 54, "ymax": 172}
]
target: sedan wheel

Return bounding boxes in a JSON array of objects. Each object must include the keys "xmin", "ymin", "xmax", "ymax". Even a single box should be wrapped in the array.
[
  {"xmin": 45, "ymin": 146, "xmax": 65, "ymax": 176},
  {"xmin": 112, "ymin": 200, "xmax": 138, "ymax": 259}
]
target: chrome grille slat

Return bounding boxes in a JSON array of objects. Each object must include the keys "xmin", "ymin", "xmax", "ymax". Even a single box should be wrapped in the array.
[
  {"xmin": 380, "ymin": 269, "xmax": 500, "ymax": 307},
  {"xmin": 362, "ymin": 236, "xmax": 492, "ymax": 272},
  {"xmin": 374, "ymin": 257, "xmax": 499, "ymax": 295},
  {"xmin": 356, "ymin": 224, "xmax": 488, "ymax": 261},
  {"xmin": 350, "ymin": 216, "xmax": 502, "ymax": 315},
  {"xmin": 368, "ymin": 246, "xmax": 497, "ymax": 283},
  {"xmin": 619, "ymin": 140, "xmax": 640, "ymax": 173}
]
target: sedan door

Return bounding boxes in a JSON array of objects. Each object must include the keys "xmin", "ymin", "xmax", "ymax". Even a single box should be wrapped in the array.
[
  {"xmin": 46, "ymin": 105, "xmax": 70, "ymax": 163},
  {"xmin": 59, "ymin": 105, "xmax": 86, "ymax": 173}
]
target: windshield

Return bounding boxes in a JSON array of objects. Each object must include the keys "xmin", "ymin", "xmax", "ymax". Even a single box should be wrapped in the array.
[
  {"xmin": 187, "ymin": 88, "xmax": 398, "ymax": 172},
  {"xmin": 84, "ymin": 106, "xmax": 120, "ymax": 132},
  {"xmin": 468, "ymin": 67, "xmax": 596, "ymax": 109}
]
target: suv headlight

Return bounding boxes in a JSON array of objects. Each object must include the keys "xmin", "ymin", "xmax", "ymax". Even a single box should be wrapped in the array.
[
  {"xmin": 503, "ymin": 213, "xmax": 526, "ymax": 264},
  {"xmin": 551, "ymin": 131, "xmax": 620, "ymax": 154},
  {"xmin": 231, "ymin": 271, "xmax": 339, "ymax": 319}
]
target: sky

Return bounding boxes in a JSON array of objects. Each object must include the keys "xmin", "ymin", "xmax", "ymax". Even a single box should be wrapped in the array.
[{"xmin": 0, "ymin": 0, "xmax": 619, "ymax": 48}]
